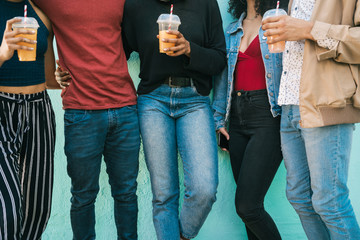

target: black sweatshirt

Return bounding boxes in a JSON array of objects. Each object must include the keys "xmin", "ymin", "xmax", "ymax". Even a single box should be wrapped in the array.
[{"xmin": 122, "ymin": 0, "xmax": 226, "ymax": 96}]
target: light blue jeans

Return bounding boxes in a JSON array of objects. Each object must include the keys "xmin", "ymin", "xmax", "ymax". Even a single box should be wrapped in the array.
[
  {"xmin": 280, "ymin": 105, "xmax": 360, "ymax": 240},
  {"xmin": 137, "ymin": 85, "xmax": 218, "ymax": 240}
]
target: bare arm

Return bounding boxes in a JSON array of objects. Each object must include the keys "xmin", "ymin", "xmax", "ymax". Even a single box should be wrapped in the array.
[
  {"xmin": 262, "ymin": 15, "xmax": 314, "ymax": 43},
  {"xmin": 30, "ymin": 0, "xmax": 61, "ymax": 89}
]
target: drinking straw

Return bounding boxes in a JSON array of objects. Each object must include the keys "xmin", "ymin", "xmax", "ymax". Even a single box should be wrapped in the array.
[
  {"xmin": 276, "ymin": 1, "xmax": 280, "ymax": 9},
  {"xmin": 24, "ymin": 4, "xmax": 27, "ymax": 23},
  {"xmin": 24, "ymin": 4, "xmax": 27, "ymax": 18},
  {"xmin": 168, "ymin": 4, "xmax": 173, "ymax": 31}
]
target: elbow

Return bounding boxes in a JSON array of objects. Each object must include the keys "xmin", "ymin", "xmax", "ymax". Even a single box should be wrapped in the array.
[{"xmin": 45, "ymin": 81, "xmax": 62, "ymax": 89}]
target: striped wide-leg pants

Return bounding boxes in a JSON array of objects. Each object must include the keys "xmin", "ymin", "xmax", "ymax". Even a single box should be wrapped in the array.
[{"xmin": 0, "ymin": 91, "xmax": 55, "ymax": 240}]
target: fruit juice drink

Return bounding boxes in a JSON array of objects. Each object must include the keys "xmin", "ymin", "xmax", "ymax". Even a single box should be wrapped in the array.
[{"xmin": 12, "ymin": 17, "xmax": 39, "ymax": 61}]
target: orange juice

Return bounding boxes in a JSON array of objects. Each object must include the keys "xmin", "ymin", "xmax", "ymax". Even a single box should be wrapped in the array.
[
  {"xmin": 15, "ymin": 28, "xmax": 37, "ymax": 61},
  {"xmin": 267, "ymin": 35, "xmax": 285, "ymax": 53},
  {"xmin": 159, "ymin": 30, "xmax": 177, "ymax": 54},
  {"xmin": 263, "ymin": 9, "xmax": 287, "ymax": 53},
  {"xmin": 12, "ymin": 17, "xmax": 39, "ymax": 62},
  {"xmin": 157, "ymin": 14, "xmax": 181, "ymax": 54}
]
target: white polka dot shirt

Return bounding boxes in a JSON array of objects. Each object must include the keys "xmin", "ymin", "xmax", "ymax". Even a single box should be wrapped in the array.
[{"xmin": 278, "ymin": 0, "xmax": 316, "ymax": 105}]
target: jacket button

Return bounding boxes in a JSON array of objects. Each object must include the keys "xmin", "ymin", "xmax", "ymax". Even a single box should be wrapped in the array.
[
  {"xmin": 267, "ymin": 73, "xmax": 272, "ymax": 78},
  {"xmin": 270, "ymin": 92, "xmax": 274, "ymax": 96},
  {"xmin": 237, "ymin": 92, "xmax": 241, "ymax": 96},
  {"xmin": 265, "ymin": 54, "xmax": 270, "ymax": 59}
]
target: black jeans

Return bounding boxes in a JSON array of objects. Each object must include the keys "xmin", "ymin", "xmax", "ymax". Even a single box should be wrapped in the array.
[{"xmin": 228, "ymin": 89, "xmax": 282, "ymax": 240}]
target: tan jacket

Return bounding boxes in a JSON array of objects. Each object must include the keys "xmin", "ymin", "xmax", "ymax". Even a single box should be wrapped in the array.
[{"xmin": 288, "ymin": 0, "xmax": 360, "ymax": 128}]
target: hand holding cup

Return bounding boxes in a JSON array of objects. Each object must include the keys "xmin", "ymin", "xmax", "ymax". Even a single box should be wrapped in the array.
[
  {"xmin": 262, "ymin": 9, "xmax": 287, "ymax": 53},
  {"xmin": 161, "ymin": 30, "xmax": 191, "ymax": 57},
  {"xmin": 0, "ymin": 18, "xmax": 37, "ymax": 64}
]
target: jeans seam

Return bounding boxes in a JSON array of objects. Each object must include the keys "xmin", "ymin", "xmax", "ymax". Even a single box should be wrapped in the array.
[{"xmin": 334, "ymin": 125, "xmax": 349, "ymax": 240}]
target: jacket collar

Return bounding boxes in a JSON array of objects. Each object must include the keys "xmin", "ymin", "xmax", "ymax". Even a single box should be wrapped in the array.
[{"xmin": 227, "ymin": 12, "xmax": 246, "ymax": 34}]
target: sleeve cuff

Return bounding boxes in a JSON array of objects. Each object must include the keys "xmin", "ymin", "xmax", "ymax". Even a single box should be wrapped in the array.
[
  {"xmin": 311, "ymin": 21, "xmax": 331, "ymax": 41},
  {"xmin": 311, "ymin": 21, "xmax": 339, "ymax": 61},
  {"xmin": 183, "ymin": 41, "xmax": 201, "ymax": 71}
]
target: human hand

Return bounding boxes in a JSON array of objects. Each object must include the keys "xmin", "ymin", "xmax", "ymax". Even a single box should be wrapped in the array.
[
  {"xmin": 161, "ymin": 30, "xmax": 191, "ymax": 57},
  {"xmin": 0, "ymin": 18, "xmax": 37, "ymax": 64},
  {"xmin": 262, "ymin": 15, "xmax": 314, "ymax": 44},
  {"xmin": 54, "ymin": 60, "xmax": 71, "ymax": 89},
  {"xmin": 217, "ymin": 127, "xmax": 230, "ymax": 152}
]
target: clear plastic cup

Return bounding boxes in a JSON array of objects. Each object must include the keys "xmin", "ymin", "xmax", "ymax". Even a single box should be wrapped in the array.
[
  {"xmin": 157, "ymin": 14, "xmax": 181, "ymax": 54},
  {"xmin": 263, "ymin": 9, "xmax": 287, "ymax": 53},
  {"xmin": 12, "ymin": 17, "xmax": 39, "ymax": 61}
]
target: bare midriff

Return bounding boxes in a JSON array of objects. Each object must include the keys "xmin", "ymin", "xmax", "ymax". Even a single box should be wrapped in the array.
[{"xmin": 0, "ymin": 83, "xmax": 46, "ymax": 94}]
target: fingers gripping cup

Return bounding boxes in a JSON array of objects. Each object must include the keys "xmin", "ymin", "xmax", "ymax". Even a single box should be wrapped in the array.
[
  {"xmin": 263, "ymin": 9, "xmax": 287, "ymax": 53},
  {"xmin": 12, "ymin": 17, "xmax": 39, "ymax": 61},
  {"xmin": 157, "ymin": 14, "xmax": 181, "ymax": 54}
]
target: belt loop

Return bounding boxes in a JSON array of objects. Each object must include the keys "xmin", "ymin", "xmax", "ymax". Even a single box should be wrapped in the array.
[{"xmin": 168, "ymin": 76, "xmax": 176, "ymax": 88}]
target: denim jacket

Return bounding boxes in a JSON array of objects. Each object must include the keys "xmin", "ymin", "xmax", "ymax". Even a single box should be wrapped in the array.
[{"xmin": 212, "ymin": 13, "xmax": 283, "ymax": 130}]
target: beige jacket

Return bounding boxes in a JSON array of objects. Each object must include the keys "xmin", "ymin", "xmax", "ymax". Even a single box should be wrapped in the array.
[{"xmin": 288, "ymin": 0, "xmax": 360, "ymax": 128}]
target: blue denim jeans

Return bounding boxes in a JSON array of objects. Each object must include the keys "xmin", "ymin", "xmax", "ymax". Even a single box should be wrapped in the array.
[
  {"xmin": 137, "ymin": 85, "xmax": 218, "ymax": 240},
  {"xmin": 64, "ymin": 106, "xmax": 140, "ymax": 240},
  {"xmin": 280, "ymin": 105, "xmax": 360, "ymax": 240}
]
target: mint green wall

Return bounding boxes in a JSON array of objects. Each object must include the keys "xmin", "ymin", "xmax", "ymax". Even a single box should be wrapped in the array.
[{"xmin": 43, "ymin": 1, "xmax": 360, "ymax": 239}]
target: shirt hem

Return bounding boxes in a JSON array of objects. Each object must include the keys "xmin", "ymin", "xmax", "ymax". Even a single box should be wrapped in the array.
[{"xmin": 63, "ymin": 100, "xmax": 137, "ymax": 110}]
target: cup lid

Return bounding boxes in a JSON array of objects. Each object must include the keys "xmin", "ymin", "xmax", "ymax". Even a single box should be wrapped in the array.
[
  {"xmin": 263, "ymin": 9, "xmax": 287, "ymax": 19},
  {"xmin": 12, "ymin": 17, "xmax": 39, "ymax": 28},
  {"xmin": 157, "ymin": 14, "xmax": 181, "ymax": 25}
]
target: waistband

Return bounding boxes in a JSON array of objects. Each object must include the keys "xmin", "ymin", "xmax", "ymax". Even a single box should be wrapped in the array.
[
  {"xmin": 232, "ymin": 89, "xmax": 267, "ymax": 97},
  {"xmin": 0, "ymin": 90, "xmax": 48, "ymax": 103}
]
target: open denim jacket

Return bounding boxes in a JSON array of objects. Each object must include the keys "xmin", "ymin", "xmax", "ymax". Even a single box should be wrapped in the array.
[{"xmin": 212, "ymin": 13, "xmax": 283, "ymax": 130}]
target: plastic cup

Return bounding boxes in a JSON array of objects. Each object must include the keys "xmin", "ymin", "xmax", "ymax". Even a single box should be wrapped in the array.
[
  {"xmin": 12, "ymin": 17, "xmax": 39, "ymax": 61},
  {"xmin": 263, "ymin": 9, "xmax": 287, "ymax": 53},
  {"xmin": 157, "ymin": 14, "xmax": 181, "ymax": 54}
]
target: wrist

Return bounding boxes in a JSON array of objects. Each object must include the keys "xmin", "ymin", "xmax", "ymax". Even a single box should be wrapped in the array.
[
  {"xmin": 185, "ymin": 40, "xmax": 191, "ymax": 58},
  {"xmin": 0, "ymin": 53, "xmax": 6, "ymax": 67},
  {"xmin": 305, "ymin": 21, "xmax": 315, "ymax": 41}
]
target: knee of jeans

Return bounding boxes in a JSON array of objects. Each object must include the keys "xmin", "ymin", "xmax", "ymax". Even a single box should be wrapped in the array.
[
  {"xmin": 113, "ymin": 190, "xmax": 137, "ymax": 203},
  {"xmin": 188, "ymin": 185, "xmax": 217, "ymax": 205},
  {"xmin": 286, "ymin": 189, "xmax": 316, "ymax": 216},
  {"xmin": 71, "ymin": 190, "xmax": 99, "ymax": 209},
  {"xmin": 311, "ymin": 195, "xmax": 343, "ymax": 218}
]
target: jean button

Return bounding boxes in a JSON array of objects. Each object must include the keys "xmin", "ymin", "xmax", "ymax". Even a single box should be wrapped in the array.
[{"xmin": 237, "ymin": 92, "xmax": 241, "ymax": 96}]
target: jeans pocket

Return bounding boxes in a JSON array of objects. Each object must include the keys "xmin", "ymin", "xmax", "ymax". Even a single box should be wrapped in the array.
[
  {"xmin": 249, "ymin": 95, "xmax": 270, "ymax": 110},
  {"xmin": 64, "ymin": 109, "xmax": 89, "ymax": 126}
]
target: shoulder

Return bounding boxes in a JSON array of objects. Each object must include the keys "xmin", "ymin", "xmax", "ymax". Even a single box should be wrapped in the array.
[
  {"xmin": 225, "ymin": 20, "xmax": 239, "ymax": 32},
  {"xmin": 29, "ymin": 0, "xmax": 52, "ymax": 33}
]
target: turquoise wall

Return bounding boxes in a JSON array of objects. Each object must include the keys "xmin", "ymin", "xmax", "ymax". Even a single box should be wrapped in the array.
[{"xmin": 43, "ymin": 1, "xmax": 360, "ymax": 239}]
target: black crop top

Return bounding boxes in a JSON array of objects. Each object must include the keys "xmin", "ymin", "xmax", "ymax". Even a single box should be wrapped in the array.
[{"xmin": 0, "ymin": 0, "xmax": 49, "ymax": 87}]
